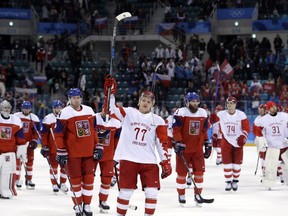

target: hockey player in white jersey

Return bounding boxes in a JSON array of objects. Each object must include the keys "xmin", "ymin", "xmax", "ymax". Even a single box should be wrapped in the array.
[
  {"xmin": 252, "ymin": 104, "xmax": 267, "ymax": 176},
  {"xmin": 104, "ymin": 75, "xmax": 172, "ymax": 216},
  {"xmin": 0, "ymin": 100, "xmax": 26, "ymax": 199},
  {"xmin": 253, "ymin": 101, "xmax": 288, "ymax": 189},
  {"xmin": 40, "ymin": 100, "xmax": 68, "ymax": 194},
  {"xmin": 216, "ymin": 96, "xmax": 250, "ymax": 191}
]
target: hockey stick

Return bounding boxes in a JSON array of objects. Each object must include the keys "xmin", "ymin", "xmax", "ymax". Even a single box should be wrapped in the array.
[
  {"xmin": 105, "ymin": 12, "xmax": 132, "ymax": 123},
  {"xmin": 113, "ymin": 162, "xmax": 138, "ymax": 210},
  {"xmin": 254, "ymin": 153, "xmax": 260, "ymax": 175},
  {"xmin": 181, "ymin": 154, "xmax": 214, "ymax": 203},
  {"xmin": 50, "ymin": 128, "xmax": 83, "ymax": 216},
  {"xmin": 30, "ymin": 118, "xmax": 64, "ymax": 193}
]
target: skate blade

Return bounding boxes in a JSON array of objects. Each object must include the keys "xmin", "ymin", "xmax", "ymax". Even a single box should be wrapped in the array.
[{"xmin": 99, "ymin": 208, "xmax": 108, "ymax": 214}]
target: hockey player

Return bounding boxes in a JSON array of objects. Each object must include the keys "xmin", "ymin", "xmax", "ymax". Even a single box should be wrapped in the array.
[
  {"xmin": 253, "ymin": 101, "xmax": 288, "ymax": 189},
  {"xmin": 105, "ymin": 75, "xmax": 172, "ymax": 216},
  {"xmin": 172, "ymin": 92, "xmax": 211, "ymax": 206},
  {"xmin": 94, "ymin": 107, "xmax": 121, "ymax": 213},
  {"xmin": 216, "ymin": 96, "xmax": 250, "ymax": 191},
  {"xmin": 210, "ymin": 104, "xmax": 223, "ymax": 165},
  {"xmin": 13, "ymin": 101, "xmax": 40, "ymax": 189},
  {"xmin": 0, "ymin": 100, "xmax": 26, "ymax": 199},
  {"xmin": 165, "ymin": 107, "xmax": 177, "ymax": 163},
  {"xmin": 252, "ymin": 104, "xmax": 267, "ymax": 176},
  {"xmin": 54, "ymin": 88, "xmax": 103, "ymax": 216},
  {"xmin": 40, "ymin": 100, "xmax": 68, "ymax": 194}
]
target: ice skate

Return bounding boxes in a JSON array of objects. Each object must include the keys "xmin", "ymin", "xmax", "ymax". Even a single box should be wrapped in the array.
[
  {"xmin": 216, "ymin": 158, "xmax": 222, "ymax": 165},
  {"xmin": 99, "ymin": 200, "xmax": 110, "ymax": 214},
  {"xmin": 0, "ymin": 194, "xmax": 10, "ymax": 199},
  {"xmin": 73, "ymin": 205, "xmax": 83, "ymax": 216},
  {"xmin": 25, "ymin": 180, "xmax": 35, "ymax": 190},
  {"xmin": 225, "ymin": 181, "xmax": 232, "ymax": 191},
  {"xmin": 60, "ymin": 183, "xmax": 68, "ymax": 194},
  {"xmin": 178, "ymin": 195, "xmax": 186, "ymax": 207},
  {"xmin": 232, "ymin": 180, "xmax": 238, "ymax": 191},
  {"xmin": 15, "ymin": 180, "xmax": 22, "ymax": 189},
  {"xmin": 194, "ymin": 194, "xmax": 203, "ymax": 207},
  {"xmin": 52, "ymin": 185, "xmax": 59, "ymax": 195},
  {"xmin": 83, "ymin": 204, "xmax": 93, "ymax": 216}
]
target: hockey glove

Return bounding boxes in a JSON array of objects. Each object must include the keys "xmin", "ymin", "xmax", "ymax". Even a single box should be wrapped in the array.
[
  {"xmin": 40, "ymin": 146, "xmax": 49, "ymax": 158},
  {"xmin": 204, "ymin": 140, "xmax": 212, "ymax": 159},
  {"xmin": 160, "ymin": 160, "xmax": 172, "ymax": 179},
  {"xmin": 93, "ymin": 144, "xmax": 104, "ymax": 161},
  {"xmin": 28, "ymin": 140, "xmax": 38, "ymax": 150},
  {"xmin": 104, "ymin": 75, "xmax": 117, "ymax": 96},
  {"xmin": 237, "ymin": 133, "xmax": 247, "ymax": 147},
  {"xmin": 174, "ymin": 141, "xmax": 186, "ymax": 156},
  {"xmin": 56, "ymin": 149, "xmax": 68, "ymax": 166},
  {"xmin": 212, "ymin": 133, "xmax": 218, "ymax": 144}
]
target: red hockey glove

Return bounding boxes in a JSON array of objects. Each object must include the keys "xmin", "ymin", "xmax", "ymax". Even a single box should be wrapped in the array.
[
  {"xmin": 204, "ymin": 141, "xmax": 212, "ymax": 159},
  {"xmin": 160, "ymin": 160, "xmax": 172, "ymax": 179},
  {"xmin": 237, "ymin": 133, "xmax": 247, "ymax": 147},
  {"xmin": 104, "ymin": 75, "xmax": 117, "ymax": 96},
  {"xmin": 28, "ymin": 140, "xmax": 38, "ymax": 150},
  {"xmin": 212, "ymin": 133, "xmax": 218, "ymax": 144}
]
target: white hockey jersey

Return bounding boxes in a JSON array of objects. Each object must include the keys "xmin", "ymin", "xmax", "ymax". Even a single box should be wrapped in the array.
[{"xmin": 110, "ymin": 95, "xmax": 168, "ymax": 164}]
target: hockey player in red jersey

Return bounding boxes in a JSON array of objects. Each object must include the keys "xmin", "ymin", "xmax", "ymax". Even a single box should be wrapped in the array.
[
  {"xmin": 172, "ymin": 92, "xmax": 211, "ymax": 206},
  {"xmin": 210, "ymin": 104, "xmax": 223, "ymax": 165},
  {"xmin": 94, "ymin": 108, "xmax": 121, "ymax": 213},
  {"xmin": 253, "ymin": 101, "xmax": 288, "ymax": 189},
  {"xmin": 40, "ymin": 100, "xmax": 68, "ymax": 194},
  {"xmin": 54, "ymin": 88, "xmax": 103, "ymax": 216},
  {"xmin": 0, "ymin": 100, "xmax": 26, "ymax": 199},
  {"xmin": 105, "ymin": 75, "xmax": 172, "ymax": 216},
  {"xmin": 252, "ymin": 104, "xmax": 267, "ymax": 176},
  {"xmin": 216, "ymin": 96, "xmax": 250, "ymax": 191},
  {"xmin": 13, "ymin": 101, "xmax": 40, "ymax": 189}
]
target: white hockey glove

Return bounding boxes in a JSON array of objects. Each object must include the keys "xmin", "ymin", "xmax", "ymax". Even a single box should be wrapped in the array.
[{"xmin": 256, "ymin": 136, "xmax": 267, "ymax": 153}]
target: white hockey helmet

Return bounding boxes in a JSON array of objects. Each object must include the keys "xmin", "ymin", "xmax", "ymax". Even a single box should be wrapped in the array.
[{"xmin": 0, "ymin": 100, "xmax": 12, "ymax": 118}]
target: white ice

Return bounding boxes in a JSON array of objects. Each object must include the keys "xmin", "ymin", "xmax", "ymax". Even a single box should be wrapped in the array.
[{"xmin": 2, "ymin": 147, "xmax": 288, "ymax": 216}]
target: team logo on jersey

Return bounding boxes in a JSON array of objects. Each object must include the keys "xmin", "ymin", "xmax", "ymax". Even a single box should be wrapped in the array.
[
  {"xmin": 22, "ymin": 121, "xmax": 30, "ymax": 133},
  {"xmin": 0, "ymin": 126, "xmax": 12, "ymax": 140},
  {"xmin": 75, "ymin": 120, "xmax": 91, "ymax": 137},
  {"xmin": 189, "ymin": 121, "xmax": 200, "ymax": 135}
]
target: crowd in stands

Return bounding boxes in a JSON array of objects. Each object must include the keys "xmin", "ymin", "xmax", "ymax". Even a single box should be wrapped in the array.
[{"xmin": 1, "ymin": 0, "xmax": 288, "ymax": 119}]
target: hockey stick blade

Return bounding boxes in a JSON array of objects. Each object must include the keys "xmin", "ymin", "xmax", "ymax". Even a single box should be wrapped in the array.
[
  {"xmin": 116, "ymin": 12, "xmax": 132, "ymax": 21},
  {"xmin": 199, "ymin": 196, "xmax": 214, "ymax": 204}
]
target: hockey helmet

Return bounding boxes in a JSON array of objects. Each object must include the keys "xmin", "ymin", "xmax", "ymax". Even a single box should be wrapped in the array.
[
  {"xmin": 258, "ymin": 104, "xmax": 266, "ymax": 110},
  {"xmin": 21, "ymin": 101, "xmax": 32, "ymax": 109},
  {"xmin": 226, "ymin": 96, "xmax": 237, "ymax": 103},
  {"xmin": 185, "ymin": 92, "xmax": 200, "ymax": 104},
  {"xmin": 266, "ymin": 101, "xmax": 276, "ymax": 111},
  {"xmin": 68, "ymin": 88, "xmax": 82, "ymax": 98},
  {"xmin": 52, "ymin": 100, "xmax": 63, "ymax": 108},
  {"xmin": 139, "ymin": 91, "xmax": 155, "ymax": 105},
  {"xmin": 215, "ymin": 105, "xmax": 223, "ymax": 111},
  {"xmin": 0, "ymin": 100, "xmax": 12, "ymax": 117}
]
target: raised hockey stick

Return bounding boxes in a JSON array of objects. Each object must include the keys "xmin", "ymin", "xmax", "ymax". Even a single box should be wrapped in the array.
[
  {"xmin": 113, "ymin": 162, "xmax": 138, "ymax": 210},
  {"xmin": 50, "ymin": 128, "xmax": 83, "ymax": 215},
  {"xmin": 105, "ymin": 12, "xmax": 132, "ymax": 123},
  {"xmin": 181, "ymin": 154, "xmax": 214, "ymax": 204}
]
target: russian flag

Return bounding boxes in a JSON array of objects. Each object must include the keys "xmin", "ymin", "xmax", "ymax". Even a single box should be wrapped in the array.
[
  {"xmin": 155, "ymin": 73, "xmax": 171, "ymax": 88},
  {"xmin": 33, "ymin": 75, "xmax": 47, "ymax": 87},
  {"xmin": 220, "ymin": 59, "xmax": 234, "ymax": 79}
]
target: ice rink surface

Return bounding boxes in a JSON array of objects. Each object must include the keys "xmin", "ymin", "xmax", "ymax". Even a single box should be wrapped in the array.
[{"xmin": 2, "ymin": 146, "xmax": 288, "ymax": 216}]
